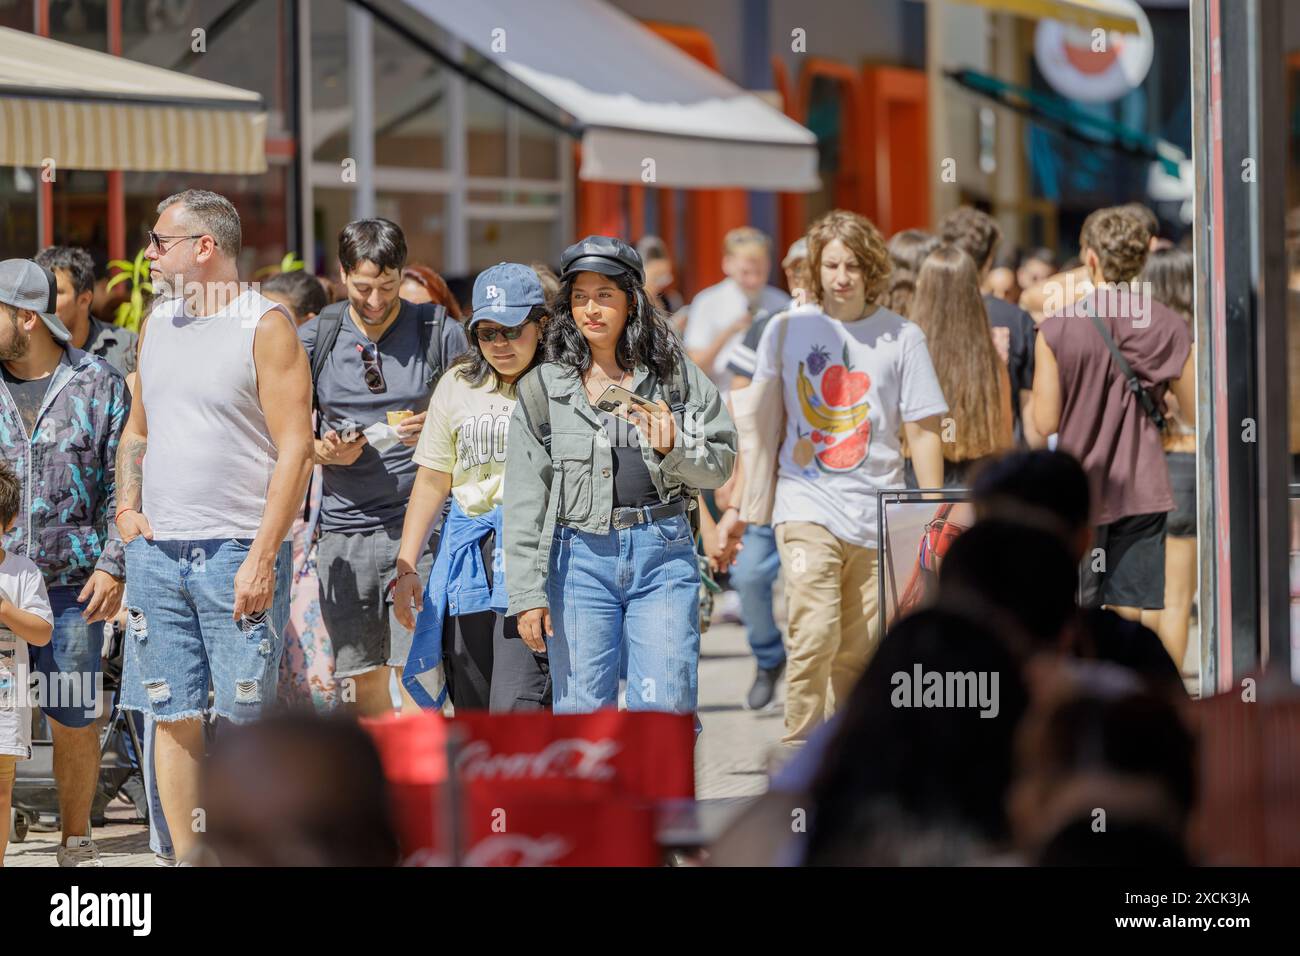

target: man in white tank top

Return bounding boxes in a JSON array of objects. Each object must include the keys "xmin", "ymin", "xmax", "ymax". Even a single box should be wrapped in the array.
[{"xmin": 114, "ymin": 190, "xmax": 314, "ymax": 864}]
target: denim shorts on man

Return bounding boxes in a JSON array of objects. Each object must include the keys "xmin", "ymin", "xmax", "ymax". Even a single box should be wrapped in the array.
[
  {"xmin": 121, "ymin": 536, "xmax": 292, "ymax": 722},
  {"xmin": 28, "ymin": 586, "xmax": 105, "ymax": 728}
]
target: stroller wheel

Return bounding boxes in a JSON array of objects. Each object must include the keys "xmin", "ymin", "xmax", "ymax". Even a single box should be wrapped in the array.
[{"xmin": 11, "ymin": 808, "xmax": 28, "ymax": 843}]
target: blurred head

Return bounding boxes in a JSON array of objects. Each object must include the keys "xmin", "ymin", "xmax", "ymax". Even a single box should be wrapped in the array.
[
  {"xmin": 530, "ymin": 262, "xmax": 561, "ymax": 306},
  {"xmin": 199, "ymin": 714, "xmax": 400, "ymax": 867},
  {"xmin": 148, "ymin": 189, "xmax": 242, "ymax": 293},
  {"xmin": 636, "ymin": 236, "xmax": 674, "ymax": 298},
  {"xmin": 910, "ymin": 245, "xmax": 1005, "ymax": 461},
  {"xmin": 970, "ymin": 450, "xmax": 1093, "ymax": 561},
  {"xmin": 937, "ymin": 520, "xmax": 1078, "ymax": 656},
  {"xmin": 0, "ymin": 460, "xmax": 20, "ymax": 533},
  {"xmin": 1138, "ymin": 247, "xmax": 1193, "ymax": 323},
  {"xmin": 721, "ymin": 227, "xmax": 773, "ymax": 298},
  {"xmin": 262, "ymin": 269, "xmax": 328, "ymax": 326},
  {"xmin": 1009, "ymin": 669, "xmax": 1196, "ymax": 862},
  {"xmin": 1018, "ymin": 248, "xmax": 1056, "ymax": 291},
  {"xmin": 34, "ymin": 246, "xmax": 95, "ymax": 331},
  {"xmin": 399, "ymin": 264, "xmax": 464, "ymax": 322},
  {"xmin": 807, "ymin": 209, "xmax": 891, "ymax": 317},
  {"xmin": 938, "ymin": 206, "xmax": 1001, "ymax": 275},
  {"xmin": 1118, "ymin": 202, "xmax": 1161, "ymax": 249},
  {"xmin": 338, "ymin": 218, "xmax": 407, "ymax": 327},
  {"xmin": 805, "ymin": 607, "xmax": 1031, "ymax": 865},
  {"xmin": 780, "ymin": 237, "xmax": 810, "ymax": 298},
  {"xmin": 1080, "ymin": 207, "xmax": 1150, "ymax": 285}
]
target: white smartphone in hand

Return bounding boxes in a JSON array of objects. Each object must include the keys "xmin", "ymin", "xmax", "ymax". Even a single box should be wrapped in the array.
[{"xmin": 594, "ymin": 384, "xmax": 657, "ymax": 420}]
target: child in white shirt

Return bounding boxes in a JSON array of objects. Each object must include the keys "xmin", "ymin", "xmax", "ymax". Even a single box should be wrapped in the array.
[{"xmin": 0, "ymin": 460, "xmax": 55, "ymax": 866}]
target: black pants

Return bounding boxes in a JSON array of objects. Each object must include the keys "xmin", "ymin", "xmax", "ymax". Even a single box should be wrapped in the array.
[{"xmin": 441, "ymin": 532, "xmax": 551, "ymax": 712}]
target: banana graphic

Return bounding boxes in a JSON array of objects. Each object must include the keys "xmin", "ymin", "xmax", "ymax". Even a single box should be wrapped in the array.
[{"xmin": 797, "ymin": 362, "xmax": 870, "ymax": 433}]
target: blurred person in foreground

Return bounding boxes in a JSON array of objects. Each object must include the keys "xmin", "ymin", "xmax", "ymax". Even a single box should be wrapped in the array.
[
  {"xmin": 198, "ymin": 713, "xmax": 399, "ymax": 866},
  {"xmin": 1010, "ymin": 663, "xmax": 1196, "ymax": 866},
  {"xmin": 1032, "ymin": 207, "xmax": 1194, "ymax": 636}
]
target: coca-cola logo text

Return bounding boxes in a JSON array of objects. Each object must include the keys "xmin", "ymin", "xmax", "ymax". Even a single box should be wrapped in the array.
[{"xmin": 455, "ymin": 738, "xmax": 622, "ymax": 781}]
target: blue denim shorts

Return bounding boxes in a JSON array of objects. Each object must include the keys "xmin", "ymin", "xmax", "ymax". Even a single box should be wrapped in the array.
[
  {"xmin": 121, "ymin": 537, "xmax": 292, "ymax": 722},
  {"xmin": 29, "ymin": 586, "xmax": 106, "ymax": 729}
]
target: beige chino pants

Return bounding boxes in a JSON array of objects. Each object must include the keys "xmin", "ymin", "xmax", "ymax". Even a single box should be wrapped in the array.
[{"xmin": 774, "ymin": 521, "xmax": 881, "ymax": 744}]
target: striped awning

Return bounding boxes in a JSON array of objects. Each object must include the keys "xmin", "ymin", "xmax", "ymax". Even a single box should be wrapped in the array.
[{"xmin": 0, "ymin": 26, "xmax": 267, "ymax": 174}]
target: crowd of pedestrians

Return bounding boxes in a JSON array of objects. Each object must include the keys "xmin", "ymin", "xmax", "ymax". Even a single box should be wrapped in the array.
[{"xmin": 0, "ymin": 183, "xmax": 1205, "ymax": 866}]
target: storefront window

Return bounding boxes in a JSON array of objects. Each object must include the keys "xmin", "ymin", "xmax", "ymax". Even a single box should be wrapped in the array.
[
  {"xmin": 312, "ymin": 187, "xmax": 445, "ymax": 279},
  {"xmin": 805, "ymin": 74, "xmax": 843, "ymax": 224},
  {"xmin": 0, "ymin": 168, "xmax": 39, "ymax": 260},
  {"xmin": 0, "ymin": 0, "xmax": 34, "ymax": 31}
]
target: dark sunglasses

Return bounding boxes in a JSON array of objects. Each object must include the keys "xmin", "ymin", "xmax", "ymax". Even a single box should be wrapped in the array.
[
  {"xmin": 474, "ymin": 322, "xmax": 533, "ymax": 344},
  {"xmin": 147, "ymin": 230, "xmax": 205, "ymax": 254},
  {"xmin": 356, "ymin": 342, "xmax": 386, "ymax": 393}
]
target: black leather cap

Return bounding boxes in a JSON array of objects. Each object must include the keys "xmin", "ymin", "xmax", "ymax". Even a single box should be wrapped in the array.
[{"xmin": 560, "ymin": 235, "xmax": 644, "ymax": 284}]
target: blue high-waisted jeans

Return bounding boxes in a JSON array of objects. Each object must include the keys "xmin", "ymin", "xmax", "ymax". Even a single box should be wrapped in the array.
[{"xmin": 546, "ymin": 513, "xmax": 700, "ymax": 715}]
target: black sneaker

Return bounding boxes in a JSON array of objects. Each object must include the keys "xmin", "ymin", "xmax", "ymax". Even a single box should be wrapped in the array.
[{"xmin": 746, "ymin": 661, "xmax": 786, "ymax": 711}]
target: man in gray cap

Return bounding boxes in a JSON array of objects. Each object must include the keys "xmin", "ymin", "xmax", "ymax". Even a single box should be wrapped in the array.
[{"xmin": 0, "ymin": 258, "xmax": 130, "ymax": 866}]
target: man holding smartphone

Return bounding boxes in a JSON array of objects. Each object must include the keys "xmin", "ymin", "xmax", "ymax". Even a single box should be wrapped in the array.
[{"xmin": 300, "ymin": 219, "xmax": 469, "ymax": 715}]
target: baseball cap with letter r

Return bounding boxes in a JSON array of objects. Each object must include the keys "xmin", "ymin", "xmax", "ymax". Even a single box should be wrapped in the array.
[{"xmin": 470, "ymin": 262, "xmax": 546, "ymax": 329}]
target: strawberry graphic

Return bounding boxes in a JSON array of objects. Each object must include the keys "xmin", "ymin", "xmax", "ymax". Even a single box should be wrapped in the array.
[
  {"xmin": 821, "ymin": 345, "xmax": 871, "ymax": 407},
  {"xmin": 806, "ymin": 345, "xmax": 831, "ymax": 376}
]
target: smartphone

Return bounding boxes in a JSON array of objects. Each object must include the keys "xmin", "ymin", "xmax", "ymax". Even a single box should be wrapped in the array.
[{"xmin": 595, "ymin": 384, "xmax": 657, "ymax": 419}]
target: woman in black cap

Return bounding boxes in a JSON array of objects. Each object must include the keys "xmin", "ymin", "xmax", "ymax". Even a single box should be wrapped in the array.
[{"xmin": 502, "ymin": 236, "xmax": 737, "ymax": 715}]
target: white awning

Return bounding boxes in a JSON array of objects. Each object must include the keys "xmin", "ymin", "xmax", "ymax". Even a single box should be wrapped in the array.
[
  {"xmin": 0, "ymin": 26, "xmax": 267, "ymax": 174},
  {"xmin": 384, "ymin": 0, "xmax": 820, "ymax": 191}
]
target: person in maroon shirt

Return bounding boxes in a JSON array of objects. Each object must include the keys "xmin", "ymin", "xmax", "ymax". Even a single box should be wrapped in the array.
[{"xmin": 1032, "ymin": 207, "xmax": 1195, "ymax": 630}]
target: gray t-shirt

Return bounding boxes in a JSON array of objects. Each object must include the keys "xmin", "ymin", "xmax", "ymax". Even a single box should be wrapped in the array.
[{"xmin": 300, "ymin": 302, "xmax": 470, "ymax": 532}]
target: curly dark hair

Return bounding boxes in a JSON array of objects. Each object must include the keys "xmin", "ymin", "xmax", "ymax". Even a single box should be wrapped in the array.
[
  {"xmin": 938, "ymin": 206, "xmax": 1001, "ymax": 272},
  {"xmin": 543, "ymin": 269, "xmax": 682, "ymax": 380}
]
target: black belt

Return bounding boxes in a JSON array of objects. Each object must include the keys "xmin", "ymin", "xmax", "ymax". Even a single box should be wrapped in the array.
[{"xmin": 610, "ymin": 498, "xmax": 689, "ymax": 531}]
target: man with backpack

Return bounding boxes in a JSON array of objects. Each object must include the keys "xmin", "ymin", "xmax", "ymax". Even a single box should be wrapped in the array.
[
  {"xmin": 300, "ymin": 219, "xmax": 469, "ymax": 715},
  {"xmin": 1032, "ymin": 206, "xmax": 1194, "ymax": 625}
]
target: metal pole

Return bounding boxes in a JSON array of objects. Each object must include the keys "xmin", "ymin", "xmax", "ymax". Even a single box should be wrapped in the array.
[{"xmin": 347, "ymin": 2, "xmax": 376, "ymax": 221}]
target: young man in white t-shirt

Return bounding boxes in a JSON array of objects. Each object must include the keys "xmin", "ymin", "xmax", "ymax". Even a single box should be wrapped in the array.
[
  {"xmin": 683, "ymin": 227, "xmax": 791, "ymax": 395},
  {"xmin": 0, "ymin": 462, "xmax": 55, "ymax": 865},
  {"xmin": 737, "ymin": 210, "xmax": 947, "ymax": 744}
]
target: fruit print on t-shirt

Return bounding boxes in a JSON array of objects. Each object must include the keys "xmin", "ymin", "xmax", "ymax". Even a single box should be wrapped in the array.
[{"xmin": 793, "ymin": 342, "xmax": 873, "ymax": 475}]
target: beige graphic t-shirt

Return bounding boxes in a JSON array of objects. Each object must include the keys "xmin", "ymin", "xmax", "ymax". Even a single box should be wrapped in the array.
[{"xmin": 413, "ymin": 366, "xmax": 517, "ymax": 516}]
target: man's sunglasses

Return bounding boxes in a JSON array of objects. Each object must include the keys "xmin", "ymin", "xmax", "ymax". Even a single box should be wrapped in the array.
[
  {"xmin": 147, "ymin": 231, "xmax": 205, "ymax": 254},
  {"xmin": 356, "ymin": 342, "xmax": 386, "ymax": 393},
  {"xmin": 474, "ymin": 322, "xmax": 533, "ymax": 344}
]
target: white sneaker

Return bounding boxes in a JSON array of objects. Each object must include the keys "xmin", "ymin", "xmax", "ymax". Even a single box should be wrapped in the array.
[{"xmin": 57, "ymin": 835, "xmax": 103, "ymax": 867}]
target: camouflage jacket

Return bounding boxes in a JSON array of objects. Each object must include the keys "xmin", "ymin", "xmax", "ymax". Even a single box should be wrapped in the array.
[{"xmin": 0, "ymin": 347, "xmax": 129, "ymax": 589}]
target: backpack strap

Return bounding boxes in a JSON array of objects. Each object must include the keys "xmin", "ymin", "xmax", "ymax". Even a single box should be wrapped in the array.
[
  {"xmin": 1083, "ymin": 298, "xmax": 1168, "ymax": 431},
  {"xmin": 516, "ymin": 366, "xmax": 552, "ymax": 456},
  {"xmin": 308, "ymin": 302, "xmax": 348, "ymax": 434},
  {"xmin": 418, "ymin": 302, "xmax": 448, "ymax": 389}
]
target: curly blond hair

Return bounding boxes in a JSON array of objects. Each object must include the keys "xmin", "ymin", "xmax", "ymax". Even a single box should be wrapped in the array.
[
  {"xmin": 1080, "ymin": 207, "xmax": 1150, "ymax": 284},
  {"xmin": 807, "ymin": 210, "xmax": 892, "ymax": 307}
]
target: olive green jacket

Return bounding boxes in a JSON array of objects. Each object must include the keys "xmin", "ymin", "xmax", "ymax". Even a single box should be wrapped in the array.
[{"xmin": 504, "ymin": 358, "xmax": 736, "ymax": 617}]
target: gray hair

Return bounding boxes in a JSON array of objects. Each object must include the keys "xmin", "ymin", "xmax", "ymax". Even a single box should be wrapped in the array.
[{"xmin": 157, "ymin": 189, "xmax": 242, "ymax": 258}]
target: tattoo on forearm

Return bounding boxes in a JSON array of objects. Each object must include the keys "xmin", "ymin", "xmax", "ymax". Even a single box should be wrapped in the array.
[{"xmin": 117, "ymin": 435, "xmax": 147, "ymax": 510}]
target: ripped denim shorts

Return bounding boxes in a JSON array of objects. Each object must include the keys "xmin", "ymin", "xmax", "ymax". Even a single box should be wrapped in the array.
[{"xmin": 120, "ymin": 536, "xmax": 292, "ymax": 723}]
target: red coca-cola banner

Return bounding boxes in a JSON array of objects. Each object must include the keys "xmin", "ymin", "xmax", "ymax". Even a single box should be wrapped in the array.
[{"xmin": 364, "ymin": 709, "xmax": 696, "ymax": 865}]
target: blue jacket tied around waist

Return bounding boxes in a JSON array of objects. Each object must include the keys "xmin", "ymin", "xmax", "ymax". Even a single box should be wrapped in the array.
[{"xmin": 403, "ymin": 501, "xmax": 506, "ymax": 709}]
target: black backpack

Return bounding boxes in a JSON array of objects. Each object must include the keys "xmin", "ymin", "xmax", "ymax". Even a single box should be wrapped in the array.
[
  {"xmin": 308, "ymin": 301, "xmax": 450, "ymax": 433},
  {"xmin": 303, "ymin": 302, "xmax": 450, "ymax": 522}
]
